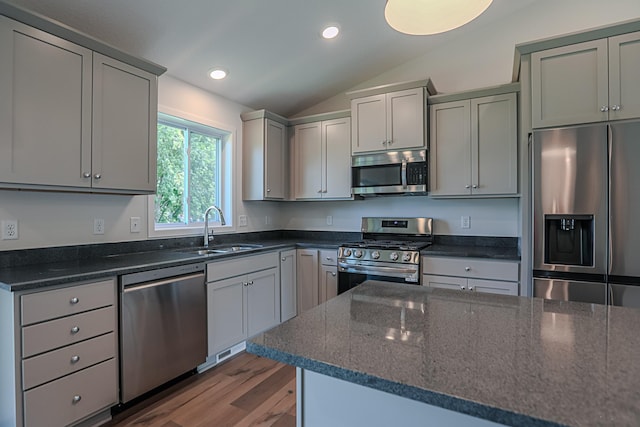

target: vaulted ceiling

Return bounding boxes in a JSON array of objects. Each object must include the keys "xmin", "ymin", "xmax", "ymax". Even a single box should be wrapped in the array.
[{"xmin": 7, "ymin": 0, "xmax": 538, "ymax": 116}]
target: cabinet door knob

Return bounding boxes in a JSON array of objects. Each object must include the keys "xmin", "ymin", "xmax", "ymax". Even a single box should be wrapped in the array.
[
  {"xmin": 70, "ymin": 355, "xmax": 80, "ymax": 364},
  {"xmin": 72, "ymin": 395, "xmax": 82, "ymax": 404},
  {"xmin": 82, "ymin": 172, "xmax": 91, "ymax": 179},
  {"xmin": 612, "ymin": 105, "xmax": 621, "ymax": 111},
  {"xmin": 243, "ymin": 282, "xmax": 248, "ymax": 287},
  {"xmin": 326, "ymin": 257, "xmax": 332, "ymax": 261},
  {"xmin": 249, "ymin": 281, "xmax": 254, "ymax": 286},
  {"xmin": 382, "ymin": 141, "xmax": 387, "ymax": 145},
  {"xmin": 387, "ymin": 140, "xmax": 393, "ymax": 145},
  {"xmin": 469, "ymin": 286, "xmax": 474, "ymax": 291},
  {"xmin": 461, "ymin": 286, "xmax": 466, "ymax": 290},
  {"xmin": 70, "ymin": 297, "xmax": 79, "ymax": 305},
  {"xmin": 472, "ymin": 185, "xmax": 478, "ymax": 189},
  {"xmin": 93, "ymin": 173, "xmax": 101, "ymax": 180},
  {"xmin": 465, "ymin": 185, "xmax": 470, "ymax": 189},
  {"xmin": 266, "ymin": 188, "xmax": 271, "ymax": 192},
  {"xmin": 281, "ymin": 257, "xmax": 286, "ymax": 261},
  {"xmin": 70, "ymin": 326, "xmax": 80, "ymax": 334},
  {"xmin": 600, "ymin": 105, "xmax": 609, "ymax": 112},
  {"xmin": 331, "ymin": 272, "xmax": 336, "ymax": 277},
  {"xmin": 465, "ymin": 267, "xmax": 471, "ymax": 271}
]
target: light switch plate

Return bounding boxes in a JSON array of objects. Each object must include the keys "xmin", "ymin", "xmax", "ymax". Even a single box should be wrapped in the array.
[
  {"xmin": 239, "ymin": 215, "xmax": 248, "ymax": 227},
  {"xmin": 461, "ymin": 216, "xmax": 471, "ymax": 229},
  {"xmin": 130, "ymin": 217, "xmax": 141, "ymax": 233}
]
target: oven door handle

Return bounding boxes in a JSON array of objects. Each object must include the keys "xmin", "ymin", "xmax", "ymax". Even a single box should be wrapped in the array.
[{"xmin": 338, "ymin": 263, "xmax": 417, "ymax": 275}]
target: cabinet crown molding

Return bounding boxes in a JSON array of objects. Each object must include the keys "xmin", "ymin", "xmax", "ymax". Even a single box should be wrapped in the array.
[
  {"xmin": 0, "ymin": 0, "xmax": 166, "ymax": 76},
  {"xmin": 346, "ymin": 78, "xmax": 437, "ymax": 100}
]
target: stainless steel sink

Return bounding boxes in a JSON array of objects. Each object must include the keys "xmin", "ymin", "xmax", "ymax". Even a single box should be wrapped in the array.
[{"xmin": 178, "ymin": 243, "xmax": 263, "ymax": 256}]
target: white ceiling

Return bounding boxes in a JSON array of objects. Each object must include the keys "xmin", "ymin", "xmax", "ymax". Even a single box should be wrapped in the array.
[{"xmin": 7, "ymin": 0, "xmax": 537, "ymax": 117}]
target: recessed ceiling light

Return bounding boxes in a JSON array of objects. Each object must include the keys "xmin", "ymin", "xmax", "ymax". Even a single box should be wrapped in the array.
[
  {"xmin": 208, "ymin": 68, "xmax": 227, "ymax": 80},
  {"xmin": 322, "ymin": 26, "xmax": 340, "ymax": 39}
]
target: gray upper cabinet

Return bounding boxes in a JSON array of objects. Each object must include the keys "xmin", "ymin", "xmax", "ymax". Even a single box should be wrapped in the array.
[
  {"xmin": 242, "ymin": 112, "xmax": 288, "ymax": 200},
  {"xmin": 0, "ymin": 14, "xmax": 161, "ymax": 194},
  {"xmin": 294, "ymin": 117, "xmax": 351, "ymax": 200},
  {"xmin": 92, "ymin": 54, "xmax": 158, "ymax": 193},
  {"xmin": 430, "ymin": 91, "xmax": 518, "ymax": 197},
  {"xmin": 531, "ymin": 30, "xmax": 640, "ymax": 128},
  {"xmin": 350, "ymin": 87, "xmax": 425, "ymax": 154},
  {"xmin": 0, "ymin": 16, "xmax": 92, "ymax": 189}
]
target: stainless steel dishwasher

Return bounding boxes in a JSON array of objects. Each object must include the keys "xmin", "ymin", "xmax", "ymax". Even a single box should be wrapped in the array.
[{"xmin": 119, "ymin": 262, "xmax": 206, "ymax": 403}]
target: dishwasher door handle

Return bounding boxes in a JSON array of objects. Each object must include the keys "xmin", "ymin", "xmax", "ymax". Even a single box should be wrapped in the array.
[{"xmin": 123, "ymin": 272, "xmax": 204, "ymax": 293}]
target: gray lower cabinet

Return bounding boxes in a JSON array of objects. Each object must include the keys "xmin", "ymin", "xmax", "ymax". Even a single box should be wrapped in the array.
[
  {"xmin": 206, "ymin": 252, "xmax": 280, "ymax": 359},
  {"xmin": 0, "ymin": 278, "xmax": 118, "ymax": 427},
  {"xmin": 280, "ymin": 249, "xmax": 297, "ymax": 322},
  {"xmin": 422, "ymin": 256, "xmax": 520, "ymax": 296},
  {"xmin": 297, "ymin": 248, "xmax": 338, "ymax": 314}
]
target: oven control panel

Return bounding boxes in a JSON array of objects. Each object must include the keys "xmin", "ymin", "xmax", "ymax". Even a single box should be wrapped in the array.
[{"xmin": 338, "ymin": 247, "xmax": 420, "ymax": 264}]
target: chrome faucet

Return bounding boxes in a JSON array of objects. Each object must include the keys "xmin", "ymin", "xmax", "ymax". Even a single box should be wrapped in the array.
[{"xmin": 203, "ymin": 205, "xmax": 226, "ymax": 247}]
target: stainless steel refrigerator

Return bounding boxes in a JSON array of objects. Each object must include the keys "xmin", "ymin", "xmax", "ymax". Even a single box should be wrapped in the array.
[{"xmin": 533, "ymin": 121, "xmax": 640, "ymax": 308}]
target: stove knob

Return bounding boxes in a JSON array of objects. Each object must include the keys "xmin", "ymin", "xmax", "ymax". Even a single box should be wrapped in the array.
[
  {"xmin": 354, "ymin": 249, "xmax": 363, "ymax": 258},
  {"xmin": 343, "ymin": 248, "xmax": 352, "ymax": 257},
  {"xmin": 371, "ymin": 251, "xmax": 380, "ymax": 260},
  {"xmin": 389, "ymin": 252, "xmax": 399, "ymax": 261},
  {"xmin": 402, "ymin": 253, "xmax": 412, "ymax": 262}
]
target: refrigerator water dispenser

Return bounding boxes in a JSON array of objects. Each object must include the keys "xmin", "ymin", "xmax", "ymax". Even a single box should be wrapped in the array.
[{"xmin": 544, "ymin": 214, "xmax": 593, "ymax": 266}]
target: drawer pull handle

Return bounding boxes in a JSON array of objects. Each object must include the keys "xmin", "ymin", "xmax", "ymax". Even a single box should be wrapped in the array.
[
  {"xmin": 70, "ymin": 355, "xmax": 80, "ymax": 364},
  {"xmin": 70, "ymin": 326, "xmax": 80, "ymax": 335},
  {"xmin": 70, "ymin": 297, "xmax": 79, "ymax": 305},
  {"xmin": 72, "ymin": 395, "xmax": 82, "ymax": 404},
  {"xmin": 464, "ymin": 267, "xmax": 471, "ymax": 272}
]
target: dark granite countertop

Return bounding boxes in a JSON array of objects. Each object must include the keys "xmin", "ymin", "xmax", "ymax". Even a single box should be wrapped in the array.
[
  {"xmin": 422, "ymin": 244, "xmax": 520, "ymax": 260},
  {"xmin": 0, "ymin": 235, "xmax": 346, "ymax": 292},
  {"xmin": 423, "ymin": 235, "xmax": 520, "ymax": 260},
  {"xmin": 248, "ymin": 281, "xmax": 640, "ymax": 427}
]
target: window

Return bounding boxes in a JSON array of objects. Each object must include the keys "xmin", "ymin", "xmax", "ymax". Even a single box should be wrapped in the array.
[{"xmin": 154, "ymin": 112, "xmax": 231, "ymax": 232}]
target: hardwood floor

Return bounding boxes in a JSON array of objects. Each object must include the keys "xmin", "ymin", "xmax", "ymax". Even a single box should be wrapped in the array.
[{"xmin": 106, "ymin": 353, "xmax": 296, "ymax": 427}]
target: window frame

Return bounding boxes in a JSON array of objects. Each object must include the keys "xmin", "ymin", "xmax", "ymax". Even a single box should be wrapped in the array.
[{"xmin": 148, "ymin": 106, "xmax": 235, "ymax": 238}]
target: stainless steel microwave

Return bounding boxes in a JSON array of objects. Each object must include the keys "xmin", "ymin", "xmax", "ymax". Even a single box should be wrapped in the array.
[{"xmin": 351, "ymin": 149, "xmax": 428, "ymax": 196}]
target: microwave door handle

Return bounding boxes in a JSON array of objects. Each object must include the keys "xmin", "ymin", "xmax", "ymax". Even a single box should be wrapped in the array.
[{"xmin": 401, "ymin": 160, "xmax": 407, "ymax": 188}]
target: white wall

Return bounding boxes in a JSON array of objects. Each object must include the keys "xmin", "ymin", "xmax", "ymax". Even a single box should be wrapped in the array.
[{"xmin": 282, "ymin": 197, "xmax": 519, "ymax": 237}]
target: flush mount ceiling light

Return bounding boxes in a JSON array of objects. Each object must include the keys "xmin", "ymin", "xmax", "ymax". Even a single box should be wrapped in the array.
[
  {"xmin": 322, "ymin": 25, "xmax": 340, "ymax": 39},
  {"xmin": 384, "ymin": 0, "xmax": 493, "ymax": 36},
  {"xmin": 208, "ymin": 68, "xmax": 227, "ymax": 80}
]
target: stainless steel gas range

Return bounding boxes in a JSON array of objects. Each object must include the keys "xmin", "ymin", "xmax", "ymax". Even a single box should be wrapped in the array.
[{"xmin": 337, "ymin": 217, "xmax": 433, "ymax": 294}]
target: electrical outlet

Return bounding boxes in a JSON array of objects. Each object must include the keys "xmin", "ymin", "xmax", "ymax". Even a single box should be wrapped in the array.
[
  {"xmin": 461, "ymin": 216, "xmax": 471, "ymax": 229},
  {"xmin": 93, "ymin": 218, "xmax": 105, "ymax": 235},
  {"xmin": 130, "ymin": 217, "xmax": 141, "ymax": 233},
  {"xmin": 265, "ymin": 216, "xmax": 271, "ymax": 226},
  {"xmin": 1, "ymin": 220, "xmax": 18, "ymax": 240},
  {"xmin": 238, "ymin": 215, "xmax": 248, "ymax": 227},
  {"xmin": 326, "ymin": 215, "xmax": 333, "ymax": 226}
]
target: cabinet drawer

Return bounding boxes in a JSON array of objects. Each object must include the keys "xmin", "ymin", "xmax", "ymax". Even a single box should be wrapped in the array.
[
  {"xmin": 21, "ymin": 279, "xmax": 115, "ymax": 325},
  {"xmin": 22, "ymin": 306, "xmax": 115, "ymax": 358},
  {"xmin": 22, "ymin": 332, "xmax": 116, "ymax": 390},
  {"xmin": 422, "ymin": 257, "xmax": 519, "ymax": 281},
  {"xmin": 319, "ymin": 249, "xmax": 337, "ymax": 266},
  {"xmin": 207, "ymin": 252, "xmax": 278, "ymax": 282},
  {"xmin": 23, "ymin": 358, "xmax": 117, "ymax": 427}
]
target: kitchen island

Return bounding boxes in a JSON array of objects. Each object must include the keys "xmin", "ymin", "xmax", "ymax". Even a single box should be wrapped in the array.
[{"xmin": 248, "ymin": 280, "xmax": 640, "ymax": 427}]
